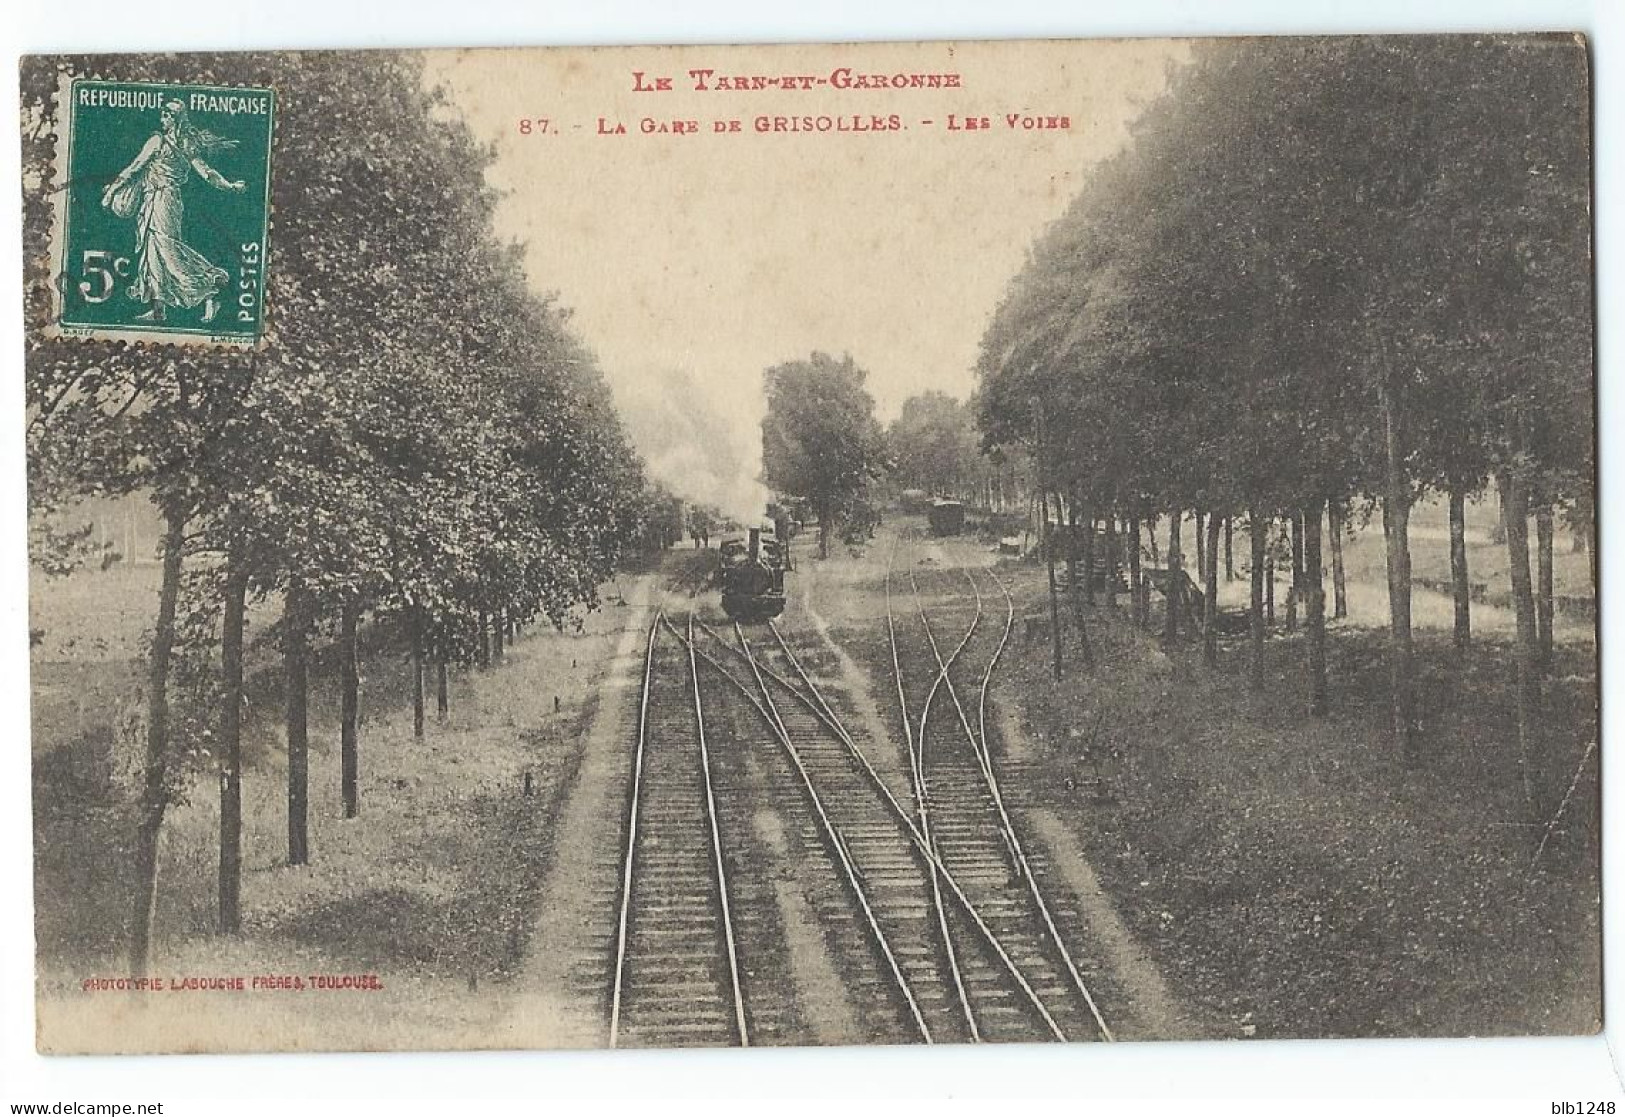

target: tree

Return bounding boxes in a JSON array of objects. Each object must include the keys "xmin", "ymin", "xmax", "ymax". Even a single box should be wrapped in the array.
[
  {"xmin": 23, "ymin": 50, "xmax": 648, "ymax": 968},
  {"xmin": 761, "ymin": 352, "xmax": 887, "ymax": 559},
  {"xmin": 973, "ymin": 35, "xmax": 1590, "ymax": 762},
  {"xmin": 886, "ymin": 391, "xmax": 982, "ymax": 498}
]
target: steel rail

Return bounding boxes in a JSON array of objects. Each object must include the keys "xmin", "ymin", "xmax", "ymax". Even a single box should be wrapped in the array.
[
  {"xmin": 912, "ymin": 569, "xmax": 1007, "ymax": 838},
  {"xmin": 668, "ymin": 616, "xmax": 931, "ymax": 1040},
  {"xmin": 974, "ymin": 565, "xmax": 1113, "ymax": 1039},
  {"xmin": 926, "ymin": 564, "xmax": 1117, "ymax": 1043},
  {"xmin": 686, "ymin": 614, "xmax": 750, "ymax": 1046},
  {"xmin": 886, "ymin": 547, "xmax": 977, "ymax": 1038},
  {"xmin": 608, "ymin": 610, "xmax": 662, "ymax": 1047},
  {"xmin": 726, "ymin": 620, "xmax": 935, "ymax": 1043},
  {"xmin": 752, "ymin": 620, "xmax": 1067, "ymax": 1040}
]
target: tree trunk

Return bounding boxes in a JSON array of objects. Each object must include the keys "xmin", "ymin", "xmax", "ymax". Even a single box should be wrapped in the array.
[
  {"xmin": 1589, "ymin": 506, "xmax": 1598, "ymax": 610},
  {"xmin": 1128, "ymin": 513, "xmax": 1144, "ymax": 629},
  {"xmin": 1065, "ymin": 491, "xmax": 1082, "ymax": 611},
  {"xmin": 1209, "ymin": 516, "xmax": 1221, "ymax": 593},
  {"xmin": 1329, "ymin": 500, "xmax": 1349, "ymax": 620},
  {"xmin": 1064, "ymin": 496, "xmax": 1094, "ymax": 666},
  {"xmin": 477, "ymin": 609, "xmax": 491, "ymax": 668},
  {"xmin": 1163, "ymin": 509, "xmax": 1182, "ymax": 648},
  {"xmin": 411, "ymin": 615, "xmax": 426, "ymax": 740},
  {"xmin": 818, "ymin": 508, "xmax": 832, "ymax": 560},
  {"xmin": 1286, "ymin": 513, "xmax": 1302, "ymax": 633},
  {"xmin": 1536, "ymin": 504, "xmax": 1555, "ymax": 669},
  {"xmin": 1080, "ymin": 505, "xmax": 1096, "ymax": 607},
  {"xmin": 1203, "ymin": 510, "xmax": 1221, "ymax": 667},
  {"xmin": 1448, "ymin": 486, "xmax": 1472, "ymax": 652},
  {"xmin": 1499, "ymin": 471, "xmax": 1545, "ymax": 826},
  {"xmin": 218, "ymin": 557, "xmax": 248, "ymax": 934},
  {"xmin": 492, "ymin": 610, "xmax": 505, "ymax": 663},
  {"xmin": 1265, "ymin": 558, "xmax": 1275, "ymax": 627},
  {"xmin": 1224, "ymin": 516, "xmax": 1235, "ymax": 581},
  {"xmin": 1104, "ymin": 514, "xmax": 1118, "ymax": 610},
  {"xmin": 1193, "ymin": 510, "xmax": 1206, "ymax": 585},
  {"xmin": 436, "ymin": 661, "xmax": 450, "ymax": 722},
  {"xmin": 1304, "ymin": 499, "xmax": 1327, "ymax": 717},
  {"xmin": 340, "ymin": 598, "xmax": 359, "ymax": 819},
  {"xmin": 1146, "ymin": 513, "xmax": 1160, "ymax": 564},
  {"xmin": 129, "ymin": 502, "xmax": 187, "ymax": 975},
  {"xmin": 285, "ymin": 578, "xmax": 310, "ymax": 866},
  {"xmin": 1249, "ymin": 510, "xmax": 1267, "ymax": 692},
  {"xmin": 1380, "ymin": 386, "xmax": 1417, "ymax": 763},
  {"xmin": 1045, "ymin": 490, "xmax": 1063, "ymax": 680}
]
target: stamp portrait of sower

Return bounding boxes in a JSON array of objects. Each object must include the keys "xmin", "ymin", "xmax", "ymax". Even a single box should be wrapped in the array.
[{"xmin": 99, "ymin": 99, "xmax": 246, "ymax": 324}]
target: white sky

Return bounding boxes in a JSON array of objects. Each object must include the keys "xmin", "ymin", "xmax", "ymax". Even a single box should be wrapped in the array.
[{"xmin": 431, "ymin": 40, "xmax": 1185, "ymax": 511}]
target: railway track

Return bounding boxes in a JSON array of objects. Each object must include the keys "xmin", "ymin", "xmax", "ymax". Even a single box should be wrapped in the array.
[
  {"xmin": 902, "ymin": 558, "xmax": 1114, "ymax": 1042},
  {"xmin": 691, "ymin": 619, "xmax": 943, "ymax": 1042},
  {"xmin": 610, "ymin": 609, "xmax": 933, "ymax": 1045},
  {"xmin": 694, "ymin": 638, "xmax": 927, "ymax": 1045},
  {"xmin": 608, "ymin": 612, "xmax": 747, "ymax": 1047},
  {"xmin": 887, "ymin": 552, "xmax": 977, "ymax": 1037},
  {"xmin": 741, "ymin": 617, "xmax": 1085, "ymax": 1042},
  {"xmin": 604, "ymin": 552, "xmax": 1115, "ymax": 1045}
]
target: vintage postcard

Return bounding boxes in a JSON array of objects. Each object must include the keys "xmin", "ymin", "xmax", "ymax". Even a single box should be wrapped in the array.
[{"xmin": 21, "ymin": 36, "xmax": 1597, "ymax": 1055}]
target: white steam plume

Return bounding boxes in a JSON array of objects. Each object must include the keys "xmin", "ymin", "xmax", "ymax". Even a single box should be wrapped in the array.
[{"xmin": 616, "ymin": 365, "xmax": 770, "ymax": 523}]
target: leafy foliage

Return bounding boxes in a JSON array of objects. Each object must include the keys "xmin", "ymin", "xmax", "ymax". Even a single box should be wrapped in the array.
[
  {"xmin": 23, "ymin": 53, "xmax": 649, "ymax": 861},
  {"xmin": 884, "ymin": 391, "xmax": 982, "ymax": 498},
  {"xmin": 761, "ymin": 351, "xmax": 887, "ymax": 557},
  {"xmin": 973, "ymin": 36, "xmax": 1591, "ymax": 759},
  {"xmin": 976, "ymin": 36, "xmax": 1590, "ymax": 519}
]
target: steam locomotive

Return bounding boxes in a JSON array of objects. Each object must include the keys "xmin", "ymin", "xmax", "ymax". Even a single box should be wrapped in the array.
[{"xmin": 719, "ymin": 525, "xmax": 788, "ymax": 620}]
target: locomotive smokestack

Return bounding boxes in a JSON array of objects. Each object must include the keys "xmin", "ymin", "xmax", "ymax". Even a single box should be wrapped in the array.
[{"xmin": 749, "ymin": 527, "xmax": 761, "ymax": 562}]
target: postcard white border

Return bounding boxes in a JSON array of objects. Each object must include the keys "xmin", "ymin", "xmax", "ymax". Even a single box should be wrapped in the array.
[{"xmin": 2, "ymin": 1, "xmax": 1618, "ymax": 1112}]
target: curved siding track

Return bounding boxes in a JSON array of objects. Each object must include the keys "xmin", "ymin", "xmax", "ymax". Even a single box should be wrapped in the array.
[
  {"xmin": 759, "ymin": 608, "xmax": 1093, "ymax": 1043},
  {"xmin": 601, "ymin": 551, "xmax": 1117, "ymax": 1046},
  {"xmin": 906, "ymin": 562, "xmax": 1114, "ymax": 1042}
]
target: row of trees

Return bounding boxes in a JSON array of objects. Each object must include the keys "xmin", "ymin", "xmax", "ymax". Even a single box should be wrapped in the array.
[
  {"xmin": 761, "ymin": 368, "xmax": 1025, "ymax": 551},
  {"xmin": 975, "ymin": 37, "xmax": 1592, "ymax": 822},
  {"xmin": 24, "ymin": 53, "xmax": 648, "ymax": 972}
]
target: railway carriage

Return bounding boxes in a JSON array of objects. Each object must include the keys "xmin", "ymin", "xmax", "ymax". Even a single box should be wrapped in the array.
[{"xmin": 927, "ymin": 498, "xmax": 966, "ymax": 536}]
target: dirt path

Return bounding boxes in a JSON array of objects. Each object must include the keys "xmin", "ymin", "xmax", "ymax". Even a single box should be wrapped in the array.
[
  {"xmin": 797, "ymin": 554, "xmax": 913, "ymax": 797},
  {"xmin": 746, "ymin": 781, "xmax": 863, "ymax": 1044},
  {"xmin": 499, "ymin": 576, "xmax": 652, "ymax": 1048}
]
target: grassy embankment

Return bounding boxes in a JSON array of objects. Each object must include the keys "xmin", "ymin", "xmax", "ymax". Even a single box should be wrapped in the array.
[
  {"xmin": 30, "ymin": 556, "xmax": 645, "ymax": 1046},
  {"xmin": 1008, "ymin": 495, "xmax": 1598, "ymax": 1039}
]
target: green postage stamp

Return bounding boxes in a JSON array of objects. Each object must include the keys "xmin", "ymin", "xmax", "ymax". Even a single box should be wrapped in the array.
[{"xmin": 50, "ymin": 79, "xmax": 274, "ymax": 346}]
